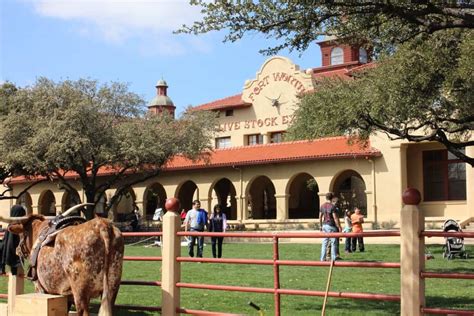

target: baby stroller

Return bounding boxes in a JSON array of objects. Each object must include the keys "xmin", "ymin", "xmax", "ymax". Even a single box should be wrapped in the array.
[{"xmin": 442, "ymin": 219, "xmax": 468, "ymax": 259}]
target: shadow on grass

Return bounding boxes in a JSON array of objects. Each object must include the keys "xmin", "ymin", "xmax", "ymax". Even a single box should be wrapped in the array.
[
  {"xmin": 114, "ymin": 309, "xmax": 158, "ymax": 316},
  {"xmin": 89, "ymin": 305, "xmax": 159, "ymax": 316},
  {"xmin": 425, "ymin": 295, "xmax": 474, "ymax": 309},
  {"xmin": 291, "ymin": 298, "xmax": 400, "ymax": 314}
]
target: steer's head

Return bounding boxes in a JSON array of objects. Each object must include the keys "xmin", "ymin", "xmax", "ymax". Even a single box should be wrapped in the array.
[
  {"xmin": 3, "ymin": 215, "xmax": 47, "ymax": 259},
  {"xmin": 1, "ymin": 203, "xmax": 92, "ymax": 259}
]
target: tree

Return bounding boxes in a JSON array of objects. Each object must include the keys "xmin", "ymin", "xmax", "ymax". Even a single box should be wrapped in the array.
[
  {"xmin": 180, "ymin": 2, "xmax": 473, "ymax": 54},
  {"xmin": 0, "ymin": 82, "xmax": 47, "ymax": 200},
  {"xmin": 180, "ymin": 1, "xmax": 474, "ymax": 165},
  {"xmin": 0, "ymin": 78, "xmax": 216, "ymax": 219}
]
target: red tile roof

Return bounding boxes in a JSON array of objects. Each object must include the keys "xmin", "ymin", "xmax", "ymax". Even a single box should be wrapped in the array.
[
  {"xmin": 310, "ymin": 61, "xmax": 360, "ymax": 76},
  {"xmin": 9, "ymin": 137, "xmax": 381, "ymax": 184},
  {"xmin": 192, "ymin": 94, "xmax": 252, "ymax": 111},
  {"xmin": 9, "ymin": 166, "xmax": 135, "ymax": 184},
  {"xmin": 163, "ymin": 136, "xmax": 381, "ymax": 171},
  {"xmin": 310, "ymin": 61, "xmax": 376, "ymax": 80},
  {"xmin": 347, "ymin": 62, "xmax": 377, "ymax": 75}
]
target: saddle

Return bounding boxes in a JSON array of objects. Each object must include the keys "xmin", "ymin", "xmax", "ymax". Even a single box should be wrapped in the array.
[{"xmin": 27, "ymin": 215, "xmax": 86, "ymax": 281}]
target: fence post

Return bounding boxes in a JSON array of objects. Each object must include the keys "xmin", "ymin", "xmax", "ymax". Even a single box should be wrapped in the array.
[
  {"xmin": 272, "ymin": 235, "xmax": 281, "ymax": 316},
  {"xmin": 7, "ymin": 266, "xmax": 24, "ymax": 315},
  {"xmin": 161, "ymin": 198, "xmax": 181, "ymax": 316},
  {"xmin": 400, "ymin": 188, "xmax": 425, "ymax": 316}
]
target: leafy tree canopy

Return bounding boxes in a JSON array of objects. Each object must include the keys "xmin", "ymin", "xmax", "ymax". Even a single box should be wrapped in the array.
[
  {"xmin": 180, "ymin": 1, "xmax": 473, "ymax": 55},
  {"xmin": 0, "ymin": 78, "xmax": 216, "ymax": 218},
  {"xmin": 180, "ymin": 1, "xmax": 474, "ymax": 165}
]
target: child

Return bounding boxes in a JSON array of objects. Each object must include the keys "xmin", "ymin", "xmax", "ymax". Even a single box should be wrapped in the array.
[
  {"xmin": 351, "ymin": 207, "xmax": 365, "ymax": 252},
  {"xmin": 343, "ymin": 209, "xmax": 353, "ymax": 253},
  {"xmin": 180, "ymin": 209, "xmax": 187, "ymax": 224}
]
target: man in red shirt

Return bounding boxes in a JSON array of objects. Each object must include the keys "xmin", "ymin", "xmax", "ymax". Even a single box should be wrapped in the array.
[{"xmin": 319, "ymin": 192, "xmax": 342, "ymax": 261}]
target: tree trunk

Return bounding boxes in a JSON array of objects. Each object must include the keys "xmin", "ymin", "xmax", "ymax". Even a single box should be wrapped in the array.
[{"xmin": 84, "ymin": 189, "xmax": 96, "ymax": 220}]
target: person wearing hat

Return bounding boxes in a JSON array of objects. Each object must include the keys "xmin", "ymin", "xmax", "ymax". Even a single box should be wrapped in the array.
[{"xmin": 0, "ymin": 205, "xmax": 26, "ymax": 275}]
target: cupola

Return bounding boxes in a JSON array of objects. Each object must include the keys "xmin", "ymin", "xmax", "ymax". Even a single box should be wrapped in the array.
[
  {"xmin": 148, "ymin": 79, "xmax": 176, "ymax": 118},
  {"xmin": 317, "ymin": 35, "xmax": 371, "ymax": 67}
]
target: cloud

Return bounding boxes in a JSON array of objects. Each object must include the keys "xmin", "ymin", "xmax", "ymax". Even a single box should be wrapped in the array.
[{"xmin": 28, "ymin": 0, "xmax": 208, "ymax": 55}]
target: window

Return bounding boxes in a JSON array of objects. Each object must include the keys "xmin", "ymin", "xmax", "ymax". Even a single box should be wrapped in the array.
[
  {"xmin": 225, "ymin": 109, "xmax": 234, "ymax": 117},
  {"xmin": 359, "ymin": 47, "xmax": 368, "ymax": 63},
  {"xmin": 215, "ymin": 137, "xmax": 231, "ymax": 149},
  {"xmin": 247, "ymin": 134, "xmax": 263, "ymax": 146},
  {"xmin": 423, "ymin": 149, "xmax": 466, "ymax": 201},
  {"xmin": 270, "ymin": 131, "xmax": 285, "ymax": 143},
  {"xmin": 330, "ymin": 47, "xmax": 344, "ymax": 65}
]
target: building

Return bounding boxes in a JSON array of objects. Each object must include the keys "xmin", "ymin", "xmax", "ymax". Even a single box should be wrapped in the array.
[{"xmin": 2, "ymin": 38, "xmax": 473, "ymax": 229}]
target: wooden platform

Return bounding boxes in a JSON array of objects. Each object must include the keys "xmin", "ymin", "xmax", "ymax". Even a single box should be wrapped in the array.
[{"xmin": 14, "ymin": 293, "xmax": 67, "ymax": 316}]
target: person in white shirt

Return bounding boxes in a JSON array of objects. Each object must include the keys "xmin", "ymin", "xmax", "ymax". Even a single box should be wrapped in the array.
[{"xmin": 184, "ymin": 200, "xmax": 208, "ymax": 258}]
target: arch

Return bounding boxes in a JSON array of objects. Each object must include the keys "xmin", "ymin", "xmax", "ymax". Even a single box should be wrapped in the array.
[
  {"xmin": 246, "ymin": 176, "xmax": 276, "ymax": 219},
  {"xmin": 38, "ymin": 190, "xmax": 57, "ymax": 216},
  {"xmin": 16, "ymin": 192, "xmax": 33, "ymax": 215},
  {"xmin": 209, "ymin": 178, "xmax": 237, "ymax": 220},
  {"xmin": 115, "ymin": 188, "xmax": 137, "ymax": 222},
  {"xmin": 61, "ymin": 189, "xmax": 81, "ymax": 212},
  {"xmin": 359, "ymin": 47, "xmax": 368, "ymax": 63},
  {"xmin": 176, "ymin": 180, "xmax": 198, "ymax": 212},
  {"xmin": 330, "ymin": 47, "xmax": 344, "ymax": 65},
  {"xmin": 332, "ymin": 170, "xmax": 367, "ymax": 214},
  {"xmin": 143, "ymin": 183, "xmax": 167, "ymax": 220},
  {"xmin": 286, "ymin": 173, "xmax": 319, "ymax": 219}
]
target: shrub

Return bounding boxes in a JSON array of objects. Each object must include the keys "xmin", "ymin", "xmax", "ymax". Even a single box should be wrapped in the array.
[
  {"xmin": 381, "ymin": 220, "xmax": 397, "ymax": 229},
  {"xmin": 295, "ymin": 224, "xmax": 305, "ymax": 230},
  {"xmin": 426, "ymin": 222, "xmax": 439, "ymax": 229},
  {"xmin": 309, "ymin": 222, "xmax": 320, "ymax": 230}
]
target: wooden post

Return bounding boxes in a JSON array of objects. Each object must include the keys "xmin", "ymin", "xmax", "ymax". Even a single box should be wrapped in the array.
[
  {"xmin": 321, "ymin": 260, "xmax": 335, "ymax": 316},
  {"xmin": 161, "ymin": 198, "xmax": 181, "ymax": 316},
  {"xmin": 8, "ymin": 266, "xmax": 24, "ymax": 316},
  {"xmin": 400, "ymin": 188, "xmax": 425, "ymax": 316}
]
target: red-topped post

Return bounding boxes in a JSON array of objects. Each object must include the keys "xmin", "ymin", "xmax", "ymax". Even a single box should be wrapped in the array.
[
  {"xmin": 400, "ymin": 188, "xmax": 425, "ymax": 316},
  {"xmin": 161, "ymin": 197, "xmax": 181, "ymax": 316}
]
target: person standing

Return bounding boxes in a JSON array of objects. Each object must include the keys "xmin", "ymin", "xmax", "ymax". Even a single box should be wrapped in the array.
[
  {"xmin": 343, "ymin": 209, "xmax": 353, "ymax": 253},
  {"xmin": 0, "ymin": 205, "xmax": 26, "ymax": 275},
  {"xmin": 209, "ymin": 204, "xmax": 227, "ymax": 258},
  {"xmin": 152, "ymin": 207, "xmax": 164, "ymax": 246},
  {"xmin": 351, "ymin": 207, "xmax": 365, "ymax": 252},
  {"xmin": 153, "ymin": 207, "xmax": 164, "ymax": 222},
  {"xmin": 319, "ymin": 192, "xmax": 342, "ymax": 261},
  {"xmin": 180, "ymin": 209, "xmax": 187, "ymax": 224},
  {"xmin": 184, "ymin": 200, "xmax": 208, "ymax": 258}
]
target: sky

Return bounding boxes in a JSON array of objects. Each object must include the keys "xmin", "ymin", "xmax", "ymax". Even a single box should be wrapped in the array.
[{"xmin": 1, "ymin": 0, "xmax": 322, "ymax": 115}]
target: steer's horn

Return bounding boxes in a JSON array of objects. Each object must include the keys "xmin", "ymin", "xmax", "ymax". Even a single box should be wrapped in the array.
[
  {"xmin": 61, "ymin": 203, "xmax": 94, "ymax": 217},
  {"xmin": 0, "ymin": 215, "xmax": 29, "ymax": 224}
]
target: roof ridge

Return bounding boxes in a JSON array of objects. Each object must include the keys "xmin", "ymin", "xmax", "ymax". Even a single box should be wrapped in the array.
[{"xmin": 193, "ymin": 93, "xmax": 245, "ymax": 109}]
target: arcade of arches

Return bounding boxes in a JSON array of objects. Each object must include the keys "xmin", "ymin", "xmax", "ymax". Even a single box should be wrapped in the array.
[{"xmin": 13, "ymin": 169, "xmax": 368, "ymax": 223}]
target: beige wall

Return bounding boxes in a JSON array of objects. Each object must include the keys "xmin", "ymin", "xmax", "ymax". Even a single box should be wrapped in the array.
[
  {"xmin": 406, "ymin": 142, "xmax": 469, "ymax": 220},
  {"xmin": 216, "ymin": 56, "xmax": 314, "ymax": 147}
]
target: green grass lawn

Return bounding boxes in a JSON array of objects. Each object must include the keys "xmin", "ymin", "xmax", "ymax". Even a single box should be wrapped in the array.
[{"xmin": 1, "ymin": 242, "xmax": 473, "ymax": 315}]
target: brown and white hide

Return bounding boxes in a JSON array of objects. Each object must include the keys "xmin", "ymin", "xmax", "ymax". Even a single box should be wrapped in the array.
[{"xmin": 8, "ymin": 216, "xmax": 124, "ymax": 316}]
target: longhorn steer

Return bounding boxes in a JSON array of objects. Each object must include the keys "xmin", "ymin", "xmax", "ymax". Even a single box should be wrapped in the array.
[{"xmin": 2, "ymin": 204, "xmax": 124, "ymax": 316}]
